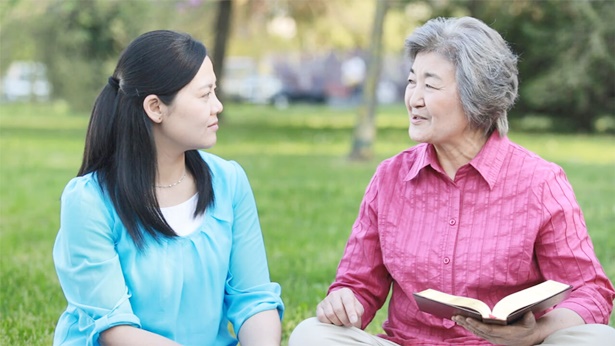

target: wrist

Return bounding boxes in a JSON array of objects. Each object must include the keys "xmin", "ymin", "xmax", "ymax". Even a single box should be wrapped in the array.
[{"xmin": 533, "ymin": 308, "xmax": 585, "ymax": 344}]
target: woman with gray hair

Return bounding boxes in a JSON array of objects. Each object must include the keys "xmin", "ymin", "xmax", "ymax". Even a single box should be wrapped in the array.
[{"xmin": 289, "ymin": 17, "xmax": 614, "ymax": 345}]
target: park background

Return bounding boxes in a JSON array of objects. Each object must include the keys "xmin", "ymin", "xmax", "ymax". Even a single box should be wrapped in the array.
[{"xmin": 0, "ymin": 0, "xmax": 613, "ymax": 344}]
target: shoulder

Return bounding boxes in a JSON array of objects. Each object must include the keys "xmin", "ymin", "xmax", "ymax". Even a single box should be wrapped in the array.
[
  {"xmin": 499, "ymin": 141, "xmax": 573, "ymax": 200},
  {"xmin": 197, "ymin": 151, "xmax": 251, "ymax": 200},
  {"xmin": 198, "ymin": 150, "xmax": 245, "ymax": 178},
  {"xmin": 507, "ymin": 141, "xmax": 565, "ymax": 180},
  {"xmin": 58, "ymin": 173, "xmax": 118, "ymax": 238},
  {"xmin": 61, "ymin": 173, "xmax": 109, "ymax": 207}
]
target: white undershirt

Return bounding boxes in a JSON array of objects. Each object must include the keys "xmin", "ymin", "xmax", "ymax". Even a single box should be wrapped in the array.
[{"xmin": 160, "ymin": 194, "xmax": 203, "ymax": 237}]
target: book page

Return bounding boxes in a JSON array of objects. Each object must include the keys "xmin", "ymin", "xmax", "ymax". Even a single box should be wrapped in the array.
[
  {"xmin": 416, "ymin": 289, "xmax": 492, "ymax": 318},
  {"xmin": 491, "ymin": 280, "xmax": 572, "ymax": 319}
]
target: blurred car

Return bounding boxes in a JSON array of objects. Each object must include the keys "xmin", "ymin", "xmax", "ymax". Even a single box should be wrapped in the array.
[
  {"xmin": 222, "ymin": 74, "xmax": 283, "ymax": 105},
  {"xmin": 270, "ymin": 87, "xmax": 328, "ymax": 109},
  {"xmin": 222, "ymin": 55, "xmax": 330, "ymax": 108},
  {"xmin": 223, "ymin": 74, "xmax": 328, "ymax": 109},
  {"xmin": 1, "ymin": 61, "xmax": 51, "ymax": 102}
]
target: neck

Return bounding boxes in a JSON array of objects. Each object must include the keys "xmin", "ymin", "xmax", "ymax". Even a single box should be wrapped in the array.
[
  {"xmin": 156, "ymin": 152, "xmax": 186, "ymax": 188},
  {"xmin": 434, "ymin": 132, "xmax": 488, "ymax": 180}
]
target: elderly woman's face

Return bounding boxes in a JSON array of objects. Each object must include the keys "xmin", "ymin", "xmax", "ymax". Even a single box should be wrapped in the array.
[{"xmin": 405, "ymin": 52, "xmax": 470, "ymax": 147}]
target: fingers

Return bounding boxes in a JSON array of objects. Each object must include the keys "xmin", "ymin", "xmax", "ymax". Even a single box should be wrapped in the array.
[
  {"xmin": 453, "ymin": 316, "xmax": 495, "ymax": 341},
  {"xmin": 316, "ymin": 288, "xmax": 364, "ymax": 327},
  {"xmin": 453, "ymin": 312, "xmax": 538, "ymax": 345},
  {"xmin": 340, "ymin": 290, "xmax": 363, "ymax": 326}
]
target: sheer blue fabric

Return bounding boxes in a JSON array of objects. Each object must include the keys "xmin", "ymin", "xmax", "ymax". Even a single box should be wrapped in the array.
[{"xmin": 53, "ymin": 152, "xmax": 283, "ymax": 345}]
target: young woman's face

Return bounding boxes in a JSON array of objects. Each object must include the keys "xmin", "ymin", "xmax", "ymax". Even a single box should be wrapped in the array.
[
  {"xmin": 404, "ymin": 52, "xmax": 471, "ymax": 147},
  {"xmin": 156, "ymin": 56, "xmax": 223, "ymax": 152}
]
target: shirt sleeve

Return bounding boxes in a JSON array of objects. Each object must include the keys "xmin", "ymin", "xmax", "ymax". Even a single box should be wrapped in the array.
[
  {"xmin": 53, "ymin": 177, "xmax": 140, "ymax": 346},
  {"xmin": 224, "ymin": 161, "xmax": 284, "ymax": 335},
  {"xmin": 329, "ymin": 167, "xmax": 392, "ymax": 329},
  {"xmin": 534, "ymin": 165, "xmax": 615, "ymax": 324}
]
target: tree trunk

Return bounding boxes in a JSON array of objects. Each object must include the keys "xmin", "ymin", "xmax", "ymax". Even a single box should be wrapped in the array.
[
  {"xmin": 212, "ymin": 0, "xmax": 233, "ymax": 117},
  {"xmin": 349, "ymin": 0, "xmax": 390, "ymax": 161}
]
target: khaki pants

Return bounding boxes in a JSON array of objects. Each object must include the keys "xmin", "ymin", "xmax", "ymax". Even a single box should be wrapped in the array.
[{"xmin": 289, "ymin": 317, "xmax": 615, "ymax": 346}]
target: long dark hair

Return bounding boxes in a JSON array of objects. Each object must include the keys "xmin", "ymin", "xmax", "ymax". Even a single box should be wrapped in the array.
[{"xmin": 78, "ymin": 30, "xmax": 214, "ymax": 249}]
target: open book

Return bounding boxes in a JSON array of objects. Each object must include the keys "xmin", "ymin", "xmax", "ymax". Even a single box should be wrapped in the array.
[{"xmin": 413, "ymin": 280, "xmax": 572, "ymax": 325}]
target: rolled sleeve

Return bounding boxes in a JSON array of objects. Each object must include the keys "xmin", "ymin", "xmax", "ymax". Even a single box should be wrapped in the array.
[
  {"xmin": 225, "ymin": 281, "xmax": 283, "ymax": 333},
  {"xmin": 53, "ymin": 289, "xmax": 140, "ymax": 346},
  {"xmin": 53, "ymin": 176, "xmax": 141, "ymax": 345}
]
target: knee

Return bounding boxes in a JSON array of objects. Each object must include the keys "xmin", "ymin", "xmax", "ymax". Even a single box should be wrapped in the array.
[
  {"xmin": 288, "ymin": 317, "xmax": 329, "ymax": 345},
  {"xmin": 589, "ymin": 323, "xmax": 615, "ymax": 340},
  {"xmin": 542, "ymin": 323, "xmax": 615, "ymax": 345}
]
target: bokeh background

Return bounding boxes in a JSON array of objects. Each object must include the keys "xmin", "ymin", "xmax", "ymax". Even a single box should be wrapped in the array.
[
  {"xmin": 1, "ymin": 0, "xmax": 614, "ymax": 344},
  {"xmin": 2, "ymin": 0, "xmax": 614, "ymax": 134}
]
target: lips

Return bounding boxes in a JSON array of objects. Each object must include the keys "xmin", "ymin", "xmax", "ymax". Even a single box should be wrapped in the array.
[{"xmin": 410, "ymin": 113, "xmax": 428, "ymax": 125}]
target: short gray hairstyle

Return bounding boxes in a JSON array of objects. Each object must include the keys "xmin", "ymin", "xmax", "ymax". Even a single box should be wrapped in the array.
[{"xmin": 405, "ymin": 17, "xmax": 518, "ymax": 136}]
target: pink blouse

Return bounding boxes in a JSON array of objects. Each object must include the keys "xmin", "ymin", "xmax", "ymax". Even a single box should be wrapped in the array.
[{"xmin": 329, "ymin": 132, "xmax": 614, "ymax": 345}]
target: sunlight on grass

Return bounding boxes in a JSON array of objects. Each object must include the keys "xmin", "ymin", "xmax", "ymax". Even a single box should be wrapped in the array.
[{"xmin": 509, "ymin": 134, "xmax": 615, "ymax": 165}]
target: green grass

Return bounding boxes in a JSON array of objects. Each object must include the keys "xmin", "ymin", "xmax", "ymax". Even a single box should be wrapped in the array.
[{"xmin": 1, "ymin": 102, "xmax": 613, "ymax": 344}]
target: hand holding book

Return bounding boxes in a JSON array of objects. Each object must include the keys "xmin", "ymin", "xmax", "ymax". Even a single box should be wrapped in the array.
[{"xmin": 413, "ymin": 280, "xmax": 573, "ymax": 325}]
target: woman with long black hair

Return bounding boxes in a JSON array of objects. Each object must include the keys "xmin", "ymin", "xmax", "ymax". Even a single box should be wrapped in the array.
[{"xmin": 52, "ymin": 30, "xmax": 283, "ymax": 346}]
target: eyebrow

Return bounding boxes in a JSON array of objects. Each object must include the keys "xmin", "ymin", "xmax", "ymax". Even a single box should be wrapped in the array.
[
  {"xmin": 409, "ymin": 69, "xmax": 443, "ymax": 81},
  {"xmin": 198, "ymin": 83, "xmax": 216, "ymax": 90}
]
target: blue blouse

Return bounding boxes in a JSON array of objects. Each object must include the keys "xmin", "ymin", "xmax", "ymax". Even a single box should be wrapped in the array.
[{"xmin": 52, "ymin": 152, "xmax": 284, "ymax": 346}]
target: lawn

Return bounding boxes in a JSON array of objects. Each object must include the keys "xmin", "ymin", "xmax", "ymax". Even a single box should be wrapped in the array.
[{"xmin": 1, "ymin": 102, "xmax": 613, "ymax": 344}]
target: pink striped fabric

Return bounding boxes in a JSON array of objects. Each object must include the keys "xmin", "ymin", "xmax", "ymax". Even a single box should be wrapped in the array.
[{"xmin": 329, "ymin": 132, "xmax": 614, "ymax": 345}]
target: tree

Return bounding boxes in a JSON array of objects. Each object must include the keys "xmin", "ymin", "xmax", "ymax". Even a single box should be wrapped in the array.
[
  {"xmin": 515, "ymin": 0, "xmax": 615, "ymax": 132},
  {"xmin": 431, "ymin": 0, "xmax": 615, "ymax": 132},
  {"xmin": 36, "ymin": 0, "xmax": 151, "ymax": 111},
  {"xmin": 212, "ymin": 0, "xmax": 233, "ymax": 108},
  {"xmin": 349, "ymin": 0, "xmax": 391, "ymax": 160},
  {"xmin": 5, "ymin": 0, "xmax": 217, "ymax": 109}
]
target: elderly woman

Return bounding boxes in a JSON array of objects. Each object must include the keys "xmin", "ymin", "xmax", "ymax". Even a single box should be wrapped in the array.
[{"xmin": 289, "ymin": 17, "xmax": 615, "ymax": 345}]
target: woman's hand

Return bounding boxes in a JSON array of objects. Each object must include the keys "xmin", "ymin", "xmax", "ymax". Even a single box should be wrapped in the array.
[
  {"xmin": 453, "ymin": 312, "xmax": 540, "ymax": 346},
  {"xmin": 454, "ymin": 307, "xmax": 585, "ymax": 346},
  {"xmin": 316, "ymin": 287, "xmax": 364, "ymax": 328}
]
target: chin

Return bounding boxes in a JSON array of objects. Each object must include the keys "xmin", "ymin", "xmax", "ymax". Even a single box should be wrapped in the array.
[
  {"xmin": 409, "ymin": 130, "xmax": 427, "ymax": 143},
  {"xmin": 201, "ymin": 135, "xmax": 217, "ymax": 149}
]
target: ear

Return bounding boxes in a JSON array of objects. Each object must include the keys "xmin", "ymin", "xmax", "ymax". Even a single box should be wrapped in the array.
[{"xmin": 143, "ymin": 94, "xmax": 166, "ymax": 124}]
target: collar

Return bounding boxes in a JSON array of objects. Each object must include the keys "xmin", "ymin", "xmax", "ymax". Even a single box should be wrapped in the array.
[
  {"xmin": 469, "ymin": 132, "xmax": 509, "ymax": 190},
  {"xmin": 403, "ymin": 132, "xmax": 509, "ymax": 190},
  {"xmin": 404, "ymin": 143, "xmax": 439, "ymax": 182}
]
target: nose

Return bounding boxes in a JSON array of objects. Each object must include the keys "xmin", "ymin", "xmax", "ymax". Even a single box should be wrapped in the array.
[
  {"xmin": 212, "ymin": 91, "xmax": 224, "ymax": 115},
  {"xmin": 407, "ymin": 84, "xmax": 425, "ymax": 109}
]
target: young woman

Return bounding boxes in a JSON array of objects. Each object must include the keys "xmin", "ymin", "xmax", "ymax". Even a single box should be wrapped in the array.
[{"xmin": 52, "ymin": 30, "xmax": 283, "ymax": 346}]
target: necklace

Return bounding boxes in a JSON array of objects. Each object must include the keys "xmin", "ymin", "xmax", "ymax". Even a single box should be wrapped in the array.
[{"xmin": 155, "ymin": 171, "xmax": 187, "ymax": 189}]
